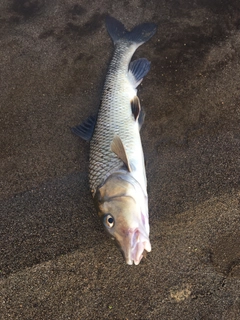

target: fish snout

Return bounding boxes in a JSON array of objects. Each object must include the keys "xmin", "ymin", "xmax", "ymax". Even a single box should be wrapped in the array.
[{"xmin": 121, "ymin": 228, "xmax": 151, "ymax": 265}]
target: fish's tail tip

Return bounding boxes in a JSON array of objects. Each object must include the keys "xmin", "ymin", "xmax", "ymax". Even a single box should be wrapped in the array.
[
  {"xmin": 105, "ymin": 16, "xmax": 157, "ymax": 45},
  {"xmin": 105, "ymin": 15, "xmax": 126, "ymax": 43}
]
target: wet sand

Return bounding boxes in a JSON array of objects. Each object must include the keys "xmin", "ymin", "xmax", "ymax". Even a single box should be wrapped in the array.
[{"xmin": 0, "ymin": 0, "xmax": 240, "ymax": 319}]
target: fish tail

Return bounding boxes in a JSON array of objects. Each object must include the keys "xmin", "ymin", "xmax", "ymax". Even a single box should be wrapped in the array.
[{"xmin": 105, "ymin": 16, "xmax": 157, "ymax": 47}]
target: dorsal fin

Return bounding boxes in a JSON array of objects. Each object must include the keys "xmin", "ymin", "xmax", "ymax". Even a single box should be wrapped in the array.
[
  {"xmin": 71, "ymin": 115, "xmax": 96, "ymax": 141},
  {"xmin": 111, "ymin": 135, "xmax": 132, "ymax": 172},
  {"xmin": 131, "ymin": 96, "xmax": 141, "ymax": 121}
]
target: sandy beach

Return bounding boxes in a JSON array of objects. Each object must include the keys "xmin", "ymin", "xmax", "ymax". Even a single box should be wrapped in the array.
[{"xmin": 0, "ymin": 0, "xmax": 239, "ymax": 319}]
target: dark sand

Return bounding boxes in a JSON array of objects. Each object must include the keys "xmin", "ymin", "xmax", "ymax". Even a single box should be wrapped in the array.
[{"xmin": 0, "ymin": 0, "xmax": 240, "ymax": 319}]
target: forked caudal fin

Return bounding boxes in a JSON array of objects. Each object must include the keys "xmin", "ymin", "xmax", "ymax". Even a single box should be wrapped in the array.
[{"xmin": 105, "ymin": 16, "xmax": 157, "ymax": 46}]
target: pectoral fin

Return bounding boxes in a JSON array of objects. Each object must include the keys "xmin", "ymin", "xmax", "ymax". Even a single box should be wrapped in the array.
[{"xmin": 111, "ymin": 136, "xmax": 132, "ymax": 172}]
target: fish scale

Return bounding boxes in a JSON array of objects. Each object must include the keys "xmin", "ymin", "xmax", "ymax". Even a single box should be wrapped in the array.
[{"xmin": 89, "ymin": 44, "xmax": 142, "ymax": 196}]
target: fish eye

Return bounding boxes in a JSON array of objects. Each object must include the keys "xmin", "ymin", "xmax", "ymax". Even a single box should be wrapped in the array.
[{"xmin": 104, "ymin": 214, "xmax": 115, "ymax": 228}]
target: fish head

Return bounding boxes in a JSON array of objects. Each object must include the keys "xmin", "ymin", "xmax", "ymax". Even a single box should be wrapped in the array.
[{"xmin": 95, "ymin": 173, "xmax": 151, "ymax": 265}]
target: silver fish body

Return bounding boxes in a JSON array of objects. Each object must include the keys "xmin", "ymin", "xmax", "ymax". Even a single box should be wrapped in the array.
[
  {"xmin": 72, "ymin": 17, "xmax": 157, "ymax": 265},
  {"xmin": 89, "ymin": 43, "xmax": 147, "ymax": 197}
]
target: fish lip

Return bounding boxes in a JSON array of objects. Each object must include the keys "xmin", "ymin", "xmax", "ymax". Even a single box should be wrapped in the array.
[{"xmin": 119, "ymin": 228, "xmax": 151, "ymax": 265}]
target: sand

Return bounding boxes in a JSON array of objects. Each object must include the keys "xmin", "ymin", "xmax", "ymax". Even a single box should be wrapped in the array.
[{"xmin": 0, "ymin": 0, "xmax": 239, "ymax": 319}]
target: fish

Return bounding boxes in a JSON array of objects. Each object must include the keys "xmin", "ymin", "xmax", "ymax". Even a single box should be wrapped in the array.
[{"xmin": 72, "ymin": 16, "xmax": 157, "ymax": 265}]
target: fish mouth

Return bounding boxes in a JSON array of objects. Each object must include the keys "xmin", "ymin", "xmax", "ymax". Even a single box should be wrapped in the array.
[{"xmin": 119, "ymin": 229, "xmax": 151, "ymax": 265}]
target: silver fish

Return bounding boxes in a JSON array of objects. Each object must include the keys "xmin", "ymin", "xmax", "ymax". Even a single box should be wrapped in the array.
[{"xmin": 72, "ymin": 16, "xmax": 157, "ymax": 265}]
